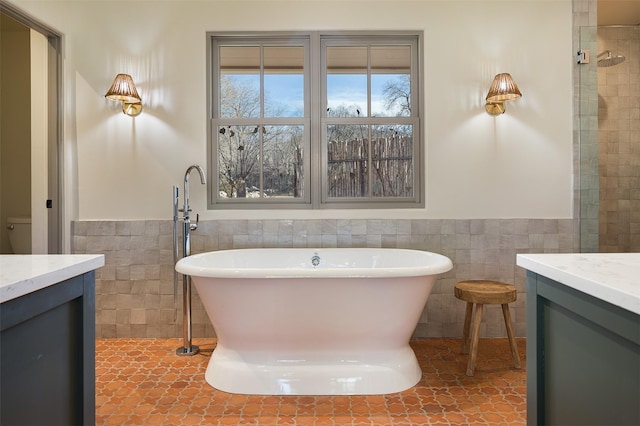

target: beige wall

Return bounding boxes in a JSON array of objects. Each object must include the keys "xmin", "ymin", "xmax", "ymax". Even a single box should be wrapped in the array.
[
  {"xmin": 0, "ymin": 17, "xmax": 31, "ymax": 253},
  {"xmin": 8, "ymin": 0, "xmax": 578, "ymax": 339},
  {"xmin": 11, "ymin": 0, "xmax": 574, "ymax": 227}
]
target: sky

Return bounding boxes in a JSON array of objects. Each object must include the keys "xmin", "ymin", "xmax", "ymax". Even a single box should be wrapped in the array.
[{"xmin": 225, "ymin": 73, "xmax": 408, "ymax": 118}]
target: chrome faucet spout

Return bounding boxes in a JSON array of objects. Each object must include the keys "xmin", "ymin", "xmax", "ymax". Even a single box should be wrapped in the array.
[
  {"xmin": 185, "ymin": 164, "xmax": 207, "ymax": 186},
  {"xmin": 182, "ymin": 164, "xmax": 206, "ymax": 256},
  {"xmin": 183, "ymin": 165, "xmax": 207, "ymax": 221}
]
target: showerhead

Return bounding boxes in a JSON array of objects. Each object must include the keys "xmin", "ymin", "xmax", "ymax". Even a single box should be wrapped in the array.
[{"xmin": 597, "ymin": 50, "xmax": 626, "ymax": 67}]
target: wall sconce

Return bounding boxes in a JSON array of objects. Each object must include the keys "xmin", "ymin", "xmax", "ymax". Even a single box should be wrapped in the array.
[
  {"xmin": 485, "ymin": 73, "xmax": 522, "ymax": 115},
  {"xmin": 105, "ymin": 73, "xmax": 142, "ymax": 117}
]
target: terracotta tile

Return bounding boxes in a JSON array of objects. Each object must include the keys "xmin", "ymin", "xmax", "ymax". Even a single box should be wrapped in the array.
[
  {"xmin": 366, "ymin": 395, "xmax": 387, "ymax": 405},
  {"xmin": 351, "ymin": 404, "xmax": 370, "ymax": 415},
  {"xmin": 144, "ymin": 414, "xmax": 169, "ymax": 425},
  {"xmin": 314, "ymin": 417, "xmax": 334, "ymax": 426},
  {"xmin": 483, "ymin": 412, "xmax": 507, "ymax": 422},
  {"xmin": 96, "ymin": 338, "xmax": 527, "ymax": 426},
  {"xmin": 315, "ymin": 402, "xmax": 334, "ymax": 415},
  {"xmin": 240, "ymin": 404, "xmax": 261, "ymax": 416},
  {"xmin": 261, "ymin": 405, "xmax": 280, "ymax": 416},
  {"xmin": 442, "ymin": 412, "xmax": 467, "ymax": 423},
  {"xmin": 219, "ymin": 415, "xmax": 242, "ymax": 425},
  {"xmin": 331, "ymin": 415, "xmax": 354, "ymax": 424},
  {"xmin": 279, "ymin": 403, "xmax": 299, "ymax": 416},
  {"xmin": 352, "ymin": 416, "xmax": 374, "ymax": 425},
  {"xmin": 223, "ymin": 406, "xmax": 243, "ymax": 416},
  {"xmin": 367, "ymin": 405, "xmax": 389, "ymax": 416},
  {"xmin": 333, "ymin": 403, "xmax": 352, "ymax": 415}
]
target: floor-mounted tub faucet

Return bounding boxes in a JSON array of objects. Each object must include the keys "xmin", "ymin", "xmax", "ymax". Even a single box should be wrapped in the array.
[{"xmin": 174, "ymin": 164, "xmax": 206, "ymax": 356}]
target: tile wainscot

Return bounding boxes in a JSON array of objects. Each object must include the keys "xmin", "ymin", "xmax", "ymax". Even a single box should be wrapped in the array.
[
  {"xmin": 517, "ymin": 253, "xmax": 640, "ymax": 426},
  {"xmin": 0, "ymin": 254, "xmax": 104, "ymax": 426}
]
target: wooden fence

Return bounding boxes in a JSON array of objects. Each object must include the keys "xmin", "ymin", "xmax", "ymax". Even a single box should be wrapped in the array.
[{"xmin": 328, "ymin": 136, "xmax": 413, "ymax": 197}]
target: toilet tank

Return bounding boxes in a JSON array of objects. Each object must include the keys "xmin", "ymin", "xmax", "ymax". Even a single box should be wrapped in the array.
[{"xmin": 7, "ymin": 217, "xmax": 31, "ymax": 254}]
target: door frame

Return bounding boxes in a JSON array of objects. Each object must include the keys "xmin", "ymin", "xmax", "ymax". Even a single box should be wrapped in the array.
[{"xmin": 1, "ymin": 0, "xmax": 62, "ymax": 253}]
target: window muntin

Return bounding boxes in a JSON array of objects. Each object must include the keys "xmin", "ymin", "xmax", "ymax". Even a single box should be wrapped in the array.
[
  {"xmin": 209, "ymin": 32, "xmax": 422, "ymax": 209},
  {"xmin": 324, "ymin": 123, "xmax": 414, "ymax": 199},
  {"xmin": 212, "ymin": 37, "xmax": 309, "ymax": 203},
  {"xmin": 325, "ymin": 44, "xmax": 412, "ymax": 119},
  {"xmin": 216, "ymin": 124, "xmax": 304, "ymax": 199},
  {"xmin": 321, "ymin": 37, "xmax": 419, "ymax": 203}
]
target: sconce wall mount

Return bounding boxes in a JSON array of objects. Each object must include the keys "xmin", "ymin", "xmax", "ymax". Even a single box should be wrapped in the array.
[
  {"xmin": 485, "ymin": 73, "xmax": 522, "ymax": 115},
  {"xmin": 105, "ymin": 73, "xmax": 142, "ymax": 117}
]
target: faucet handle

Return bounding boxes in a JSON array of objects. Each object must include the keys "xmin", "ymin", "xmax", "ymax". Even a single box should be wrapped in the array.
[{"xmin": 189, "ymin": 213, "xmax": 199, "ymax": 231}]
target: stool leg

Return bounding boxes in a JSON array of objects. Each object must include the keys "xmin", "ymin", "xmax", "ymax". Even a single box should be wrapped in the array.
[
  {"xmin": 501, "ymin": 303, "xmax": 521, "ymax": 369},
  {"xmin": 466, "ymin": 303, "xmax": 484, "ymax": 376},
  {"xmin": 461, "ymin": 302, "xmax": 473, "ymax": 354}
]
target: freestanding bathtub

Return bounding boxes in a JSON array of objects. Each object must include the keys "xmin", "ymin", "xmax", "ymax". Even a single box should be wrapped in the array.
[{"xmin": 175, "ymin": 248, "xmax": 452, "ymax": 395}]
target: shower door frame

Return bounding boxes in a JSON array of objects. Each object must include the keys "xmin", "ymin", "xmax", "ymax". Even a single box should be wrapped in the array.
[{"xmin": 577, "ymin": 25, "xmax": 599, "ymax": 253}]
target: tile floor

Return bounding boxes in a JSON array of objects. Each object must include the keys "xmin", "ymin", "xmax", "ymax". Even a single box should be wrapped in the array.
[{"xmin": 96, "ymin": 338, "xmax": 526, "ymax": 425}]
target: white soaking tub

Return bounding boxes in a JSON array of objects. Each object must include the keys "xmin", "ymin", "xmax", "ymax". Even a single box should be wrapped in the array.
[{"xmin": 176, "ymin": 248, "xmax": 452, "ymax": 395}]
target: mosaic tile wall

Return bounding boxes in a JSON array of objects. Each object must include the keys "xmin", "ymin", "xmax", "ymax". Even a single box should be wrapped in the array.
[
  {"xmin": 597, "ymin": 25, "xmax": 640, "ymax": 252},
  {"xmin": 72, "ymin": 218, "xmax": 575, "ymax": 339}
]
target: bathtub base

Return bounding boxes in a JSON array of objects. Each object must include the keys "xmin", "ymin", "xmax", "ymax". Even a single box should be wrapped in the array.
[{"xmin": 204, "ymin": 344, "xmax": 423, "ymax": 395}]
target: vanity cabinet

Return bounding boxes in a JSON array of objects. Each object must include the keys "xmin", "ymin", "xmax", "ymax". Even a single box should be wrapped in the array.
[
  {"xmin": 0, "ymin": 256, "xmax": 103, "ymax": 426},
  {"xmin": 518, "ymin": 254, "xmax": 640, "ymax": 426}
]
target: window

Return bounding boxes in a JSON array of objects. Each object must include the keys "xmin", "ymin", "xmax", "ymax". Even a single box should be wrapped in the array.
[{"xmin": 208, "ymin": 32, "xmax": 423, "ymax": 209}]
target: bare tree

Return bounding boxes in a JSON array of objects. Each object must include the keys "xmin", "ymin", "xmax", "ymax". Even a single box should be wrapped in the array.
[
  {"xmin": 218, "ymin": 76, "xmax": 303, "ymax": 198},
  {"xmin": 220, "ymin": 76, "xmax": 259, "ymax": 118},
  {"xmin": 382, "ymin": 74, "xmax": 411, "ymax": 116}
]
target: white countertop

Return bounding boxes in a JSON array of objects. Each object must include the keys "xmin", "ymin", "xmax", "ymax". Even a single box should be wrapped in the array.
[
  {"xmin": 517, "ymin": 253, "xmax": 640, "ymax": 315},
  {"xmin": 0, "ymin": 254, "xmax": 105, "ymax": 303}
]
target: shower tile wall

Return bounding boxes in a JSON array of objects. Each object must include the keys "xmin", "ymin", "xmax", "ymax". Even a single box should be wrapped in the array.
[
  {"xmin": 72, "ymin": 219, "xmax": 575, "ymax": 339},
  {"xmin": 598, "ymin": 25, "xmax": 640, "ymax": 252}
]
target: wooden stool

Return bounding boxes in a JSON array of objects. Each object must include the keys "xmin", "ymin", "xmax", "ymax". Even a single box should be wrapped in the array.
[{"xmin": 454, "ymin": 280, "xmax": 521, "ymax": 376}]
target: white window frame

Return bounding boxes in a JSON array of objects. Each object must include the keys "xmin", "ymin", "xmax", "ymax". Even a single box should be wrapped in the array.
[{"xmin": 207, "ymin": 31, "xmax": 424, "ymax": 209}]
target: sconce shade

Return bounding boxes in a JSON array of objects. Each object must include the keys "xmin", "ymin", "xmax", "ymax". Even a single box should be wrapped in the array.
[
  {"xmin": 485, "ymin": 73, "xmax": 521, "ymax": 115},
  {"xmin": 105, "ymin": 73, "xmax": 142, "ymax": 116},
  {"xmin": 105, "ymin": 73, "xmax": 141, "ymax": 103},
  {"xmin": 486, "ymin": 73, "xmax": 522, "ymax": 103}
]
